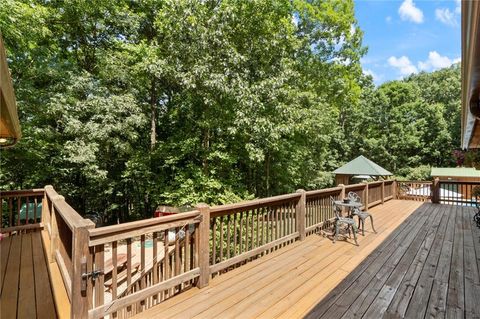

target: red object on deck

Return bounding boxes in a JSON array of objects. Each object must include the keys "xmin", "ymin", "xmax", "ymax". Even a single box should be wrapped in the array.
[
  {"xmin": 154, "ymin": 205, "xmax": 180, "ymax": 218},
  {"xmin": 154, "ymin": 211, "xmax": 177, "ymax": 217}
]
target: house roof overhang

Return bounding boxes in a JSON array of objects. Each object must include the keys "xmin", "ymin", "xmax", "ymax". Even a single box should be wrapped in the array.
[
  {"xmin": 0, "ymin": 34, "xmax": 21, "ymax": 148},
  {"xmin": 461, "ymin": 0, "xmax": 480, "ymax": 149}
]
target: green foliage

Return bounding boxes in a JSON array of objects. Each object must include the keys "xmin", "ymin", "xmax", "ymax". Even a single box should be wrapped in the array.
[
  {"xmin": 396, "ymin": 165, "xmax": 432, "ymax": 181},
  {"xmin": 0, "ymin": 0, "xmax": 461, "ymax": 223}
]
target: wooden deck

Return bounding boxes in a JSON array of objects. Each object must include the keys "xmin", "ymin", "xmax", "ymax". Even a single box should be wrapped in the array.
[
  {"xmin": 1, "ymin": 231, "xmax": 57, "ymax": 319},
  {"xmin": 136, "ymin": 200, "xmax": 424, "ymax": 319},
  {"xmin": 307, "ymin": 203, "xmax": 480, "ymax": 319}
]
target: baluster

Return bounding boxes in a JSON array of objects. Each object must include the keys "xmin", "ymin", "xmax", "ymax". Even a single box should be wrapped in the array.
[
  {"xmin": 25, "ymin": 196, "xmax": 29, "ymax": 225},
  {"xmin": 245, "ymin": 210, "xmax": 250, "ymax": 254},
  {"xmin": 175, "ymin": 227, "xmax": 181, "ymax": 290},
  {"xmin": 226, "ymin": 215, "xmax": 231, "ymax": 260},
  {"xmin": 94, "ymin": 245, "xmax": 105, "ymax": 313},
  {"xmin": 126, "ymin": 238, "xmax": 132, "ymax": 315},
  {"xmin": 17, "ymin": 197, "xmax": 21, "ymax": 226},
  {"xmin": 256, "ymin": 209, "xmax": 260, "ymax": 249},
  {"xmin": 152, "ymin": 232, "xmax": 158, "ymax": 303},
  {"xmin": 250, "ymin": 209, "xmax": 254, "ymax": 252},
  {"xmin": 87, "ymin": 247, "xmax": 94, "ymax": 312},
  {"xmin": 269, "ymin": 207, "xmax": 274, "ymax": 248},
  {"xmin": 212, "ymin": 217, "xmax": 217, "ymax": 264},
  {"xmin": 111, "ymin": 241, "xmax": 118, "ymax": 318},
  {"xmin": 139, "ymin": 234, "xmax": 146, "ymax": 311},
  {"xmin": 239, "ymin": 212, "xmax": 243, "ymax": 254},
  {"xmin": 163, "ymin": 229, "xmax": 169, "ymax": 298},
  {"xmin": 185, "ymin": 226, "xmax": 190, "ymax": 273},
  {"xmin": 34, "ymin": 197, "xmax": 38, "ymax": 223},
  {"xmin": 261, "ymin": 207, "xmax": 265, "ymax": 248},
  {"xmin": 233, "ymin": 213, "xmax": 237, "ymax": 257},
  {"xmin": 219, "ymin": 217, "xmax": 224, "ymax": 264}
]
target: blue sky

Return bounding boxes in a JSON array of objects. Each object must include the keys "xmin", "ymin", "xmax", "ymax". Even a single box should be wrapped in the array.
[{"xmin": 354, "ymin": 0, "xmax": 461, "ymax": 84}]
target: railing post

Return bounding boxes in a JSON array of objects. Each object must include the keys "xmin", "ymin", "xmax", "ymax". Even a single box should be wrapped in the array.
[
  {"xmin": 381, "ymin": 181, "xmax": 385, "ymax": 204},
  {"xmin": 42, "ymin": 187, "xmax": 52, "ymax": 262},
  {"xmin": 392, "ymin": 179, "xmax": 397, "ymax": 199},
  {"xmin": 338, "ymin": 184, "xmax": 346, "ymax": 215},
  {"xmin": 196, "ymin": 203, "xmax": 210, "ymax": 288},
  {"xmin": 71, "ymin": 221, "xmax": 95, "ymax": 319},
  {"xmin": 296, "ymin": 189, "xmax": 306, "ymax": 241},
  {"xmin": 363, "ymin": 182, "xmax": 369, "ymax": 209},
  {"xmin": 432, "ymin": 178, "xmax": 440, "ymax": 203},
  {"xmin": 339, "ymin": 184, "xmax": 345, "ymax": 199}
]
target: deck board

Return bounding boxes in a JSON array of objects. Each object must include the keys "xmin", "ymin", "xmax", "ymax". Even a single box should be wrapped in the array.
[
  {"xmin": 0, "ymin": 231, "xmax": 57, "ymax": 319},
  {"xmin": 308, "ymin": 203, "xmax": 480, "ymax": 319},
  {"xmin": 136, "ymin": 200, "xmax": 423, "ymax": 319}
]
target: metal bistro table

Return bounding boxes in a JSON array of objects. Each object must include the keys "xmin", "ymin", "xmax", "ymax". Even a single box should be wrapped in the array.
[
  {"xmin": 334, "ymin": 200, "xmax": 362, "ymax": 217},
  {"xmin": 319, "ymin": 200, "xmax": 362, "ymax": 239},
  {"xmin": 322, "ymin": 200, "xmax": 362, "ymax": 243}
]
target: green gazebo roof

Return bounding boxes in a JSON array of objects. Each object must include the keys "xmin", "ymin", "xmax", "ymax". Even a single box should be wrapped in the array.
[
  {"xmin": 333, "ymin": 155, "xmax": 392, "ymax": 176},
  {"xmin": 431, "ymin": 167, "xmax": 480, "ymax": 178}
]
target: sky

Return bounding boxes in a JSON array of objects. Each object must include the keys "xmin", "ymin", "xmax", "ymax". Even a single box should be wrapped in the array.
[{"xmin": 354, "ymin": 0, "xmax": 461, "ymax": 85}]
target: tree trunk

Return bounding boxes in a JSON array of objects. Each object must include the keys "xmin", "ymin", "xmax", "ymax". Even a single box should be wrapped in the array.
[
  {"xmin": 202, "ymin": 128, "xmax": 210, "ymax": 175},
  {"xmin": 150, "ymin": 79, "xmax": 157, "ymax": 150}
]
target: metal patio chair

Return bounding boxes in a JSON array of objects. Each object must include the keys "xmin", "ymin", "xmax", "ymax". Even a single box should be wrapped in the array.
[
  {"xmin": 347, "ymin": 191, "xmax": 377, "ymax": 236},
  {"xmin": 330, "ymin": 196, "xmax": 358, "ymax": 246}
]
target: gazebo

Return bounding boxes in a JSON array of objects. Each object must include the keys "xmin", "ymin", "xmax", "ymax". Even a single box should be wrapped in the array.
[{"xmin": 333, "ymin": 155, "xmax": 393, "ymax": 186}]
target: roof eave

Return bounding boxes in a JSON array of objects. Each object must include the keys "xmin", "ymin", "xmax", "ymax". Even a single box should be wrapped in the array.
[
  {"xmin": 461, "ymin": 0, "xmax": 480, "ymax": 149},
  {"xmin": 0, "ymin": 33, "xmax": 21, "ymax": 148}
]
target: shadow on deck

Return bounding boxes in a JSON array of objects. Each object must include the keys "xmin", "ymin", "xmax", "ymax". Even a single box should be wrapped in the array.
[
  {"xmin": 136, "ymin": 200, "xmax": 427, "ymax": 318},
  {"xmin": 306, "ymin": 203, "xmax": 480, "ymax": 319}
]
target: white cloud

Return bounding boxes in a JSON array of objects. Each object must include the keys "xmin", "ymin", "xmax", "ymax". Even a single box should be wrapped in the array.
[
  {"xmin": 436, "ymin": 8, "xmax": 457, "ymax": 26},
  {"xmin": 363, "ymin": 69, "xmax": 382, "ymax": 83},
  {"xmin": 418, "ymin": 51, "xmax": 460, "ymax": 71},
  {"xmin": 455, "ymin": 0, "xmax": 461, "ymax": 14},
  {"xmin": 388, "ymin": 56, "xmax": 418, "ymax": 75},
  {"xmin": 398, "ymin": 0, "xmax": 424, "ymax": 24},
  {"xmin": 386, "ymin": 16, "xmax": 392, "ymax": 23}
]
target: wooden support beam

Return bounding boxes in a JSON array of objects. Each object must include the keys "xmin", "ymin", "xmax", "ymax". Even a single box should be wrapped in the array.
[
  {"xmin": 196, "ymin": 203, "xmax": 210, "ymax": 288},
  {"xmin": 381, "ymin": 181, "xmax": 385, "ymax": 204},
  {"xmin": 296, "ymin": 189, "xmax": 306, "ymax": 241},
  {"xmin": 432, "ymin": 178, "xmax": 440, "ymax": 203},
  {"xmin": 71, "ymin": 221, "xmax": 95, "ymax": 319}
]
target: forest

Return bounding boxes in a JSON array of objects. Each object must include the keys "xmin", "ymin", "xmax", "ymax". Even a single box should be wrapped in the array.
[{"xmin": 0, "ymin": 0, "xmax": 462, "ymax": 221}]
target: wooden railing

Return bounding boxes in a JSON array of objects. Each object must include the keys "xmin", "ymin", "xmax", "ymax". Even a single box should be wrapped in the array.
[
  {"xmin": 396, "ymin": 180, "xmax": 432, "ymax": 202},
  {"xmin": 86, "ymin": 211, "xmax": 202, "ymax": 319},
  {"xmin": 436, "ymin": 180, "xmax": 480, "ymax": 205},
  {"xmin": 305, "ymin": 186, "xmax": 342, "ymax": 235},
  {"xmin": 1, "ymin": 180, "xmax": 397, "ymax": 318},
  {"xmin": 0, "ymin": 189, "xmax": 44, "ymax": 233},
  {"xmin": 208, "ymin": 193, "xmax": 302, "ymax": 275},
  {"xmin": 41, "ymin": 186, "xmax": 96, "ymax": 318}
]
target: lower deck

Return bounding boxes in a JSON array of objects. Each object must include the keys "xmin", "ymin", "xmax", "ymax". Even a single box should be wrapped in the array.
[
  {"xmin": 137, "ymin": 200, "xmax": 424, "ymax": 318},
  {"xmin": 307, "ymin": 203, "xmax": 480, "ymax": 319},
  {"xmin": 1, "ymin": 231, "xmax": 57, "ymax": 319}
]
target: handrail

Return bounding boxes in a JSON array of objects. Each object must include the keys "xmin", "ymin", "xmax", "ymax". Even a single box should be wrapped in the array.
[
  {"xmin": 88, "ymin": 210, "xmax": 200, "ymax": 238},
  {"xmin": 0, "ymin": 188, "xmax": 44, "ymax": 197},
  {"xmin": 88, "ymin": 211, "xmax": 201, "ymax": 246},
  {"xmin": 210, "ymin": 192, "xmax": 301, "ymax": 214},
  {"xmin": 306, "ymin": 186, "xmax": 343, "ymax": 197},
  {"xmin": 438, "ymin": 180, "xmax": 480, "ymax": 185}
]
